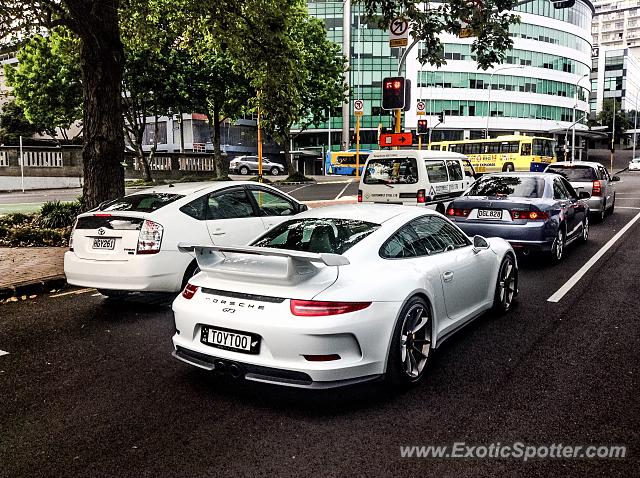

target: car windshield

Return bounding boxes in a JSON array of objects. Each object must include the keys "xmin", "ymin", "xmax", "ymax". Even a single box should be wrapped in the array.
[
  {"xmin": 363, "ymin": 157, "xmax": 418, "ymax": 184},
  {"xmin": 466, "ymin": 176, "xmax": 545, "ymax": 198},
  {"xmin": 547, "ymin": 166, "xmax": 596, "ymax": 181},
  {"xmin": 99, "ymin": 193, "xmax": 183, "ymax": 212},
  {"xmin": 252, "ymin": 218, "xmax": 380, "ymax": 254}
]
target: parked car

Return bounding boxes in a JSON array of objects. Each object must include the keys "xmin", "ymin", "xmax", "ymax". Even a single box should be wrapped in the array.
[
  {"xmin": 172, "ymin": 204, "xmax": 518, "ymax": 389},
  {"xmin": 64, "ymin": 181, "xmax": 306, "ymax": 296},
  {"xmin": 545, "ymin": 161, "xmax": 618, "ymax": 222},
  {"xmin": 358, "ymin": 149, "xmax": 476, "ymax": 214},
  {"xmin": 229, "ymin": 156, "xmax": 286, "ymax": 176},
  {"xmin": 447, "ymin": 172, "xmax": 590, "ymax": 263},
  {"xmin": 629, "ymin": 158, "xmax": 640, "ymax": 171}
]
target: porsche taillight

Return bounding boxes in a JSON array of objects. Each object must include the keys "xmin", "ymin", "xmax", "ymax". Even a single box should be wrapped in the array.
[{"xmin": 290, "ymin": 300, "xmax": 371, "ymax": 317}]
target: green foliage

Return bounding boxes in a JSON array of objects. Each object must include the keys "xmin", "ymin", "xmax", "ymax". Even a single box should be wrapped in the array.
[
  {"xmin": 4, "ymin": 28, "xmax": 83, "ymax": 138},
  {"xmin": 279, "ymin": 171, "xmax": 315, "ymax": 183},
  {"xmin": 359, "ymin": 0, "xmax": 520, "ymax": 69},
  {"xmin": 0, "ymin": 212, "xmax": 35, "ymax": 227},
  {"xmin": 0, "ymin": 100, "xmax": 45, "ymax": 144},
  {"xmin": 1, "ymin": 226, "xmax": 67, "ymax": 247},
  {"xmin": 38, "ymin": 201, "xmax": 82, "ymax": 229},
  {"xmin": 591, "ymin": 99, "xmax": 631, "ymax": 143}
]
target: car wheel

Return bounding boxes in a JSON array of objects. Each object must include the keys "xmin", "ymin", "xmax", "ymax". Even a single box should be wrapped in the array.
[
  {"xmin": 97, "ymin": 289, "xmax": 129, "ymax": 299},
  {"xmin": 239, "ymin": 166, "xmax": 250, "ymax": 175},
  {"xmin": 550, "ymin": 228, "xmax": 565, "ymax": 264},
  {"xmin": 270, "ymin": 167, "xmax": 280, "ymax": 176},
  {"xmin": 492, "ymin": 254, "xmax": 518, "ymax": 314},
  {"xmin": 386, "ymin": 296, "xmax": 432, "ymax": 387},
  {"xmin": 502, "ymin": 163, "xmax": 515, "ymax": 172},
  {"xmin": 579, "ymin": 215, "xmax": 589, "ymax": 243}
]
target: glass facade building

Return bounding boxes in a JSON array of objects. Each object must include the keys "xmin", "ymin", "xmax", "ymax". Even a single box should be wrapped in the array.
[{"xmin": 298, "ymin": 0, "xmax": 594, "ymax": 150}]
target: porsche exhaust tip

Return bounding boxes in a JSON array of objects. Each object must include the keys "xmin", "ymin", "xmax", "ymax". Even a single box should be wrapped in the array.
[{"xmin": 228, "ymin": 363, "xmax": 243, "ymax": 379}]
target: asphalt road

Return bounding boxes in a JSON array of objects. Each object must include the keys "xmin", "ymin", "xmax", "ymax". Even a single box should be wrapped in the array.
[{"xmin": 1, "ymin": 173, "xmax": 639, "ymax": 477}]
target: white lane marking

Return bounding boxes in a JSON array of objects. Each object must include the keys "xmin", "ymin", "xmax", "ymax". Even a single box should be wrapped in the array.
[
  {"xmin": 50, "ymin": 288, "xmax": 96, "ymax": 298},
  {"xmin": 334, "ymin": 180, "xmax": 354, "ymax": 200},
  {"xmin": 618, "ymin": 206, "xmax": 640, "ymax": 210},
  {"xmin": 0, "ymin": 350, "xmax": 8, "ymax": 357},
  {"xmin": 285, "ymin": 184, "xmax": 311, "ymax": 195},
  {"xmin": 91, "ymin": 293, "xmax": 102, "ymax": 297},
  {"xmin": 548, "ymin": 211, "xmax": 640, "ymax": 303},
  {"xmin": 617, "ymin": 197, "xmax": 640, "ymax": 200}
]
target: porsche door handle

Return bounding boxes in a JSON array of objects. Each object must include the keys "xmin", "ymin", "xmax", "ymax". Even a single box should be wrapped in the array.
[
  {"xmin": 442, "ymin": 271, "xmax": 454, "ymax": 282},
  {"xmin": 211, "ymin": 231, "xmax": 226, "ymax": 236}
]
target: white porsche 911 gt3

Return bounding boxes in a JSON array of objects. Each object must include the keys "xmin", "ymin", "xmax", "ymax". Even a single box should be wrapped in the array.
[{"xmin": 171, "ymin": 204, "xmax": 518, "ymax": 389}]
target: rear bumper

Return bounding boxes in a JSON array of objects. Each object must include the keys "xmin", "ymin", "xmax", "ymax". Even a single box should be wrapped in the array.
[
  {"xmin": 586, "ymin": 196, "xmax": 605, "ymax": 213},
  {"xmin": 64, "ymin": 250, "xmax": 188, "ymax": 292},
  {"xmin": 171, "ymin": 294, "xmax": 400, "ymax": 388},
  {"xmin": 453, "ymin": 220, "xmax": 556, "ymax": 252}
]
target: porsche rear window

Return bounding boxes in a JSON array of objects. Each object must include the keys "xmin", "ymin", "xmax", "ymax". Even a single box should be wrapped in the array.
[
  {"xmin": 252, "ymin": 218, "xmax": 379, "ymax": 254},
  {"xmin": 99, "ymin": 193, "xmax": 183, "ymax": 212}
]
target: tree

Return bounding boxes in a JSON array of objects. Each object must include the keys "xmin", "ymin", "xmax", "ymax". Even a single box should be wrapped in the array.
[
  {"xmin": 359, "ymin": 0, "xmax": 520, "ymax": 69},
  {"xmin": 1, "ymin": 0, "xmax": 128, "ymax": 209},
  {"xmin": 0, "ymin": 100, "xmax": 46, "ymax": 144},
  {"xmin": 4, "ymin": 28, "xmax": 83, "ymax": 140},
  {"xmin": 257, "ymin": 14, "xmax": 346, "ymax": 174},
  {"xmin": 591, "ymin": 99, "xmax": 631, "ymax": 145}
]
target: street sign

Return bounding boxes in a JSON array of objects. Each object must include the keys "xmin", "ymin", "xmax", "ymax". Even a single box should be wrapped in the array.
[
  {"xmin": 416, "ymin": 100, "xmax": 426, "ymax": 116},
  {"xmin": 379, "ymin": 132, "xmax": 413, "ymax": 147},
  {"xmin": 354, "ymin": 99, "xmax": 364, "ymax": 117},
  {"xmin": 389, "ymin": 17, "xmax": 409, "ymax": 48}
]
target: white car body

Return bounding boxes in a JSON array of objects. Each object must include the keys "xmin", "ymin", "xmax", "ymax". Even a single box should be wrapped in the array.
[
  {"xmin": 358, "ymin": 150, "xmax": 476, "ymax": 210},
  {"xmin": 630, "ymin": 158, "xmax": 640, "ymax": 171},
  {"xmin": 172, "ymin": 204, "xmax": 517, "ymax": 389},
  {"xmin": 64, "ymin": 181, "xmax": 305, "ymax": 294}
]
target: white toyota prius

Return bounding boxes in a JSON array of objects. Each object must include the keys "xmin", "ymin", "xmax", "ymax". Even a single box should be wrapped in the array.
[
  {"xmin": 172, "ymin": 204, "xmax": 518, "ymax": 389},
  {"xmin": 64, "ymin": 181, "xmax": 306, "ymax": 296}
]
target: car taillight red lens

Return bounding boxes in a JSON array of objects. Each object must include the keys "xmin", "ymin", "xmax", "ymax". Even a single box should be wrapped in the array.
[
  {"xmin": 447, "ymin": 207, "xmax": 470, "ymax": 217},
  {"xmin": 69, "ymin": 218, "xmax": 78, "ymax": 251},
  {"xmin": 182, "ymin": 283, "xmax": 198, "ymax": 299},
  {"xmin": 510, "ymin": 210, "xmax": 549, "ymax": 220},
  {"xmin": 592, "ymin": 180, "xmax": 602, "ymax": 196},
  {"xmin": 417, "ymin": 189, "xmax": 426, "ymax": 203},
  {"xmin": 358, "ymin": 189, "xmax": 363, "ymax": 202},
  {"xmin": 137, "ymin": 219, "xmax": 164, "ymax": 254},
  {"xmin": 290, "ymin": 300, "xmax": 371, "ymax": 316}
]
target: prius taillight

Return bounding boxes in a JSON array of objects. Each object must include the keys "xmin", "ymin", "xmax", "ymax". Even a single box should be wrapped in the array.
[
  {"xmin": 137, "ymin": 219, "xmax": 164, "ymax": 254},
  {"xmin": 592, "ymin": 180, "xmax": 602, "ymax": 196},
  {"xmin": 290, "ymin": 300, "xmax": 371, "ymax": 317}
]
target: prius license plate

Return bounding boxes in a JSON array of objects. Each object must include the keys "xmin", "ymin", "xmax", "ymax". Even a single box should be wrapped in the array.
[
  {"xmin": 92, "ymin": 238, "xmax": 115, "ymax": 249},
  {"xmin": 200, "ymin": 326, "xmax": 260, "ymax": 354},
  {"xmin": 477, "ymin": 209, "xmax": 502, "ymax": 219}
]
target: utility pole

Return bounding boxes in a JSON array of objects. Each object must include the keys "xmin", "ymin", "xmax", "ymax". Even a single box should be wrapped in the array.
[
  {"xmin": 611, "ymin": 100, "xmax": 616, "ymax": 173},
  {"xmin": 342, "ymin": 0, "xmax": 351, "ymax": 151}
]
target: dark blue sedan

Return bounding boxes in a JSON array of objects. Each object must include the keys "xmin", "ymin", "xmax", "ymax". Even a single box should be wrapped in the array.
[{"xmin": 446, "ymin": 172, "xmax": 590, "ymax": 263}]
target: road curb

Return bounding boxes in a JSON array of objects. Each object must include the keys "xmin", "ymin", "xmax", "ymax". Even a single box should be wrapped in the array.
[{"xmin": 0, "ymin": 275, "xmax": 67, "ymax": 301}]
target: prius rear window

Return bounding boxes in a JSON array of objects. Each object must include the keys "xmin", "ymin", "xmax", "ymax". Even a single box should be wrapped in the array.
[{"xmin": 99, "ymin": 193, "xmax": 183, "ymax": 212}]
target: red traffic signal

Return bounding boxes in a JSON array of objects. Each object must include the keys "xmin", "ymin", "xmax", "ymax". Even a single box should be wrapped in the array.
[
  {"xmin": 417, "ymin": 119, "xmax": 428, "ymax": 135},
  {"xmin": 382, "ymin": 76, "xmax": 406, "ymax": 110}
]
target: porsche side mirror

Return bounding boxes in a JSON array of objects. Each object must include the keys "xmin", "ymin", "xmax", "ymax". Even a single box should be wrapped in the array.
[{"xmin": 472, "ymin": 235, "xmax": 489, "ymax": 253}]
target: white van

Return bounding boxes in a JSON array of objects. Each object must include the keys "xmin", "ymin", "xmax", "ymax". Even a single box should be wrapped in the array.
[{"xmin": 358, "ymin": 150, "xmax": 476, "ymax": 212}]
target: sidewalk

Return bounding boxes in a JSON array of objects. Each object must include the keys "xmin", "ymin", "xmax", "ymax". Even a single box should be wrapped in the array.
[{"xmin": 0, "ymin": 247, "xmax": 66, "ymax": 298}]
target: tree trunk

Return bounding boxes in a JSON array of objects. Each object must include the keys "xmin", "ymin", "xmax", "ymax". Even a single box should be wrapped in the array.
[
  {"xmin": 179, "ymin": 110, "xmax": 185, "ymax": 153},
  {"xmin": 283, "ymin": 133, "xmax": 294, "ymax": 176},
  {"xmin": 137, "ymin": 117, "xmax": 152, "ymax": 182},
  {"xmin": 76, "ymin": 1, "xmax": 125, "ymax": 210},
  {"xmin": 213, "ymin": 109, "xmax": 226, "ymax": 178},
  {"xmin": 147, "ymin": 110, "xmax": 159, "ymax": 174}
]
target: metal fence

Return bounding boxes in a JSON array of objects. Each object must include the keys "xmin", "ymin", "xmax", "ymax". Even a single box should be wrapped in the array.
[
  {"xmin": 179, "ymin": 156, "xmax": 216, "ymax": 171},
  {"xmin": 133, "ymin": 156, "xmax": 172, "ymax": 171},
  {"xmin": 21, "ymin": 151, "xmax": 63, "ymax": 167}
]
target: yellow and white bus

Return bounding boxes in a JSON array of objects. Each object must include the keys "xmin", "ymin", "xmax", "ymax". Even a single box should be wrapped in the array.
[{"xmin": 428, "ymin": 135, "xmax": 556, "ymax": 173}]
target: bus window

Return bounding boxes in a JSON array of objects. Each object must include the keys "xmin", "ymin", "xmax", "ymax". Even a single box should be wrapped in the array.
[
  {"xmin": 532, "ymin": 139, "xmax": 545, "ymax": 156},
  {"xmin": 430, "ymin": 145, "xmax": 441, "ymax": 151},
  {"xmin": 335, "ymin": 154, "xmax": 353, "ymax": 165},
  {"xmin": 487, "ymin": 142, "xmax": 500, "ymax": 154},
  {"xmin": 472, "ymin": 143, "xmax": 481, "ymax": 154},
  {"xmin": 521, "ymin": 143, "xmax": 531, "ymax": 156}
]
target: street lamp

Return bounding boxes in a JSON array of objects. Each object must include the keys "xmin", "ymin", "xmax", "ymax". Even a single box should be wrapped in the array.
[
  {"xmin": 571, "ymin": 73, "xmax": 590, "ymax": 162},
  {"xmin": 632, "ymin": 93, "xmax": 638, "ymax": 161},
  {"xmin": 485, "ymin": 65, "xmax": 524, "ymax": 137}
]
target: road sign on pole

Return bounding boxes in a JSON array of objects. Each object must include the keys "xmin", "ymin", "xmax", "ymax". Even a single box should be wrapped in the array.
[
  {"xmin": 416, "ymin": 100, "xmax": 426, "ymax": 116},
  {"xmin": 389, "ymin": 17, "xmax": 409, "ymax": 48},
  {"xmin": 354, "ymin": 99, "xmax": 364, "ymax": 117},
  {"xmin": 379, "ymin": 132, "xmax": 412, "ymax": 147}
]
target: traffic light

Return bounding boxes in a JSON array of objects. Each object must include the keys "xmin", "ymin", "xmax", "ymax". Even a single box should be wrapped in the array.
[
  {"xmin": 382, "ymin": 76, "xmax": 406, "ymax": 110},
  {"xmin": 479, "ymin": 130, "xmax": 487, "ymax": 139},
  {"xmin": 552, "ymin": 0, "xmax": 575, "ymax": 8},
  {"xmin": 437, "ymin": 111, "xmax": 445, "ymax": 123},
  {"xmin": 417, "ymin": 119, "xmax": 428, "ymax": 135},
  {"xmin": 403, "ymin": 79, "xmax": 412, "ymax": 112}
]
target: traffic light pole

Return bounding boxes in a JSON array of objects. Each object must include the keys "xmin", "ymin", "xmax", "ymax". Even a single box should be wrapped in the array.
[{"xmin": 355, "ymin": 115, "xmax": 361, "ymax": 177}]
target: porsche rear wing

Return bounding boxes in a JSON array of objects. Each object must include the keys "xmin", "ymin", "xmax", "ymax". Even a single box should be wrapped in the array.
[{"xmin": 177, "ymin": 244, "xmax": 349, "ymax": 284}]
